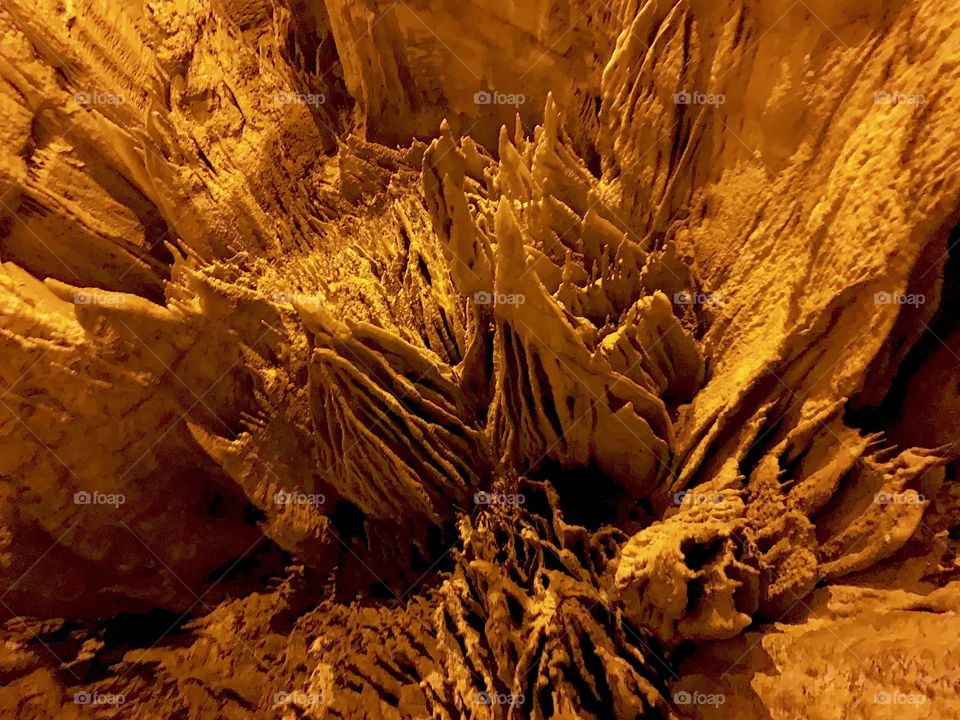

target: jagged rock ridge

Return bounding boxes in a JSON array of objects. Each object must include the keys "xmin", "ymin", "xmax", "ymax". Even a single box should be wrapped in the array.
[{"xmin": 0, "ymin": 0, "xmax": 959, "ymax": 719}]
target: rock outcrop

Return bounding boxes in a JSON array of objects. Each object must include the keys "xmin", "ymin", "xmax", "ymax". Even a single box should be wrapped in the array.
[{"xmin": 1, "ymin": 0, "xmax": 959, "ymax": 719}]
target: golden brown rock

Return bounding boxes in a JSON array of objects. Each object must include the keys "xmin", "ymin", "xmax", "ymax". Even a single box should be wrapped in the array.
[{"xmin": 0, "ymin": 0, "xmax": 959, "ymax": 718}]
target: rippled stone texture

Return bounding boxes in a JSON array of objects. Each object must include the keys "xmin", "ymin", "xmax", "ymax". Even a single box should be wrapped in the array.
[{"xmin": 1, "ymin": 0, "xmax": 959, "ymax": 718}]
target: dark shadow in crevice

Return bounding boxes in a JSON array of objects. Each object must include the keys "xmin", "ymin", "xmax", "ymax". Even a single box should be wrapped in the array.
[
  {"xmin": 525, "ymin": 459, "xmax": 625, "ymax": 531},
  {"xmin": 847, "ymin": 219, "xmax": 960, "ymax": 438}
]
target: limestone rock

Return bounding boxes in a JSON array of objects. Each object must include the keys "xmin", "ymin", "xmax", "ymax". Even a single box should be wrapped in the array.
[{"xmin": 0, "ymin": 0, "xmax": 959, "ymax": 718}]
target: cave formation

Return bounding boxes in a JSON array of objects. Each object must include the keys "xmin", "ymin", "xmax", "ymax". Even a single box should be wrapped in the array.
[{"xmin": 1, "ymin": 0, "xmax": 959, "ymax": 718}]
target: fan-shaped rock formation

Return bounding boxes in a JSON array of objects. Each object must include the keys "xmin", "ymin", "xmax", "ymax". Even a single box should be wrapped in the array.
[{"xmin": 1, "ymin": 0, "xmax": 959, "ymax": 718}]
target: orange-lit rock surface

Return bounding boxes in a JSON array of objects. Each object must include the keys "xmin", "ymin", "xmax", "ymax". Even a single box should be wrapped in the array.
[{"xmin": 1, "ymin": 0, "xmax": 959, "ymax": 718}]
